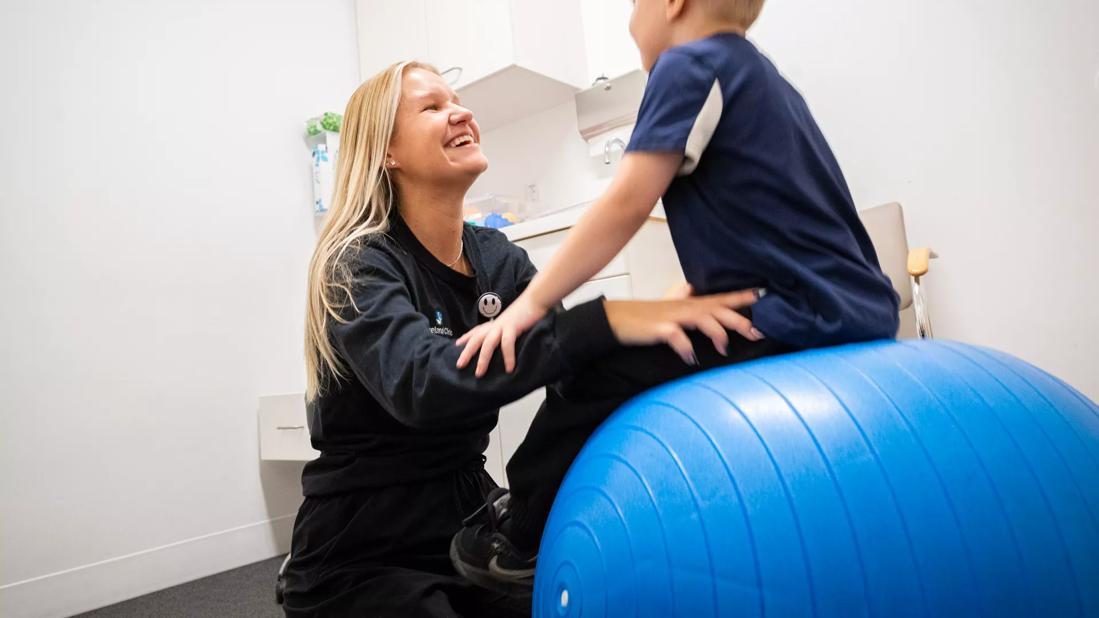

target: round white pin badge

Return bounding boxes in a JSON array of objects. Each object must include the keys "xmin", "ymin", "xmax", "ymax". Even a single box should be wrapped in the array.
[{"xmin": 478, "ymin": 293, "xmax": 503, "ymax": 319}]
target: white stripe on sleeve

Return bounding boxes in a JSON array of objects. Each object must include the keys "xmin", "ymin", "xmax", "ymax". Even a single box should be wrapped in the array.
[{"xmin": 679, "ymin": 78, "xmax": 723, "ymax": 176}]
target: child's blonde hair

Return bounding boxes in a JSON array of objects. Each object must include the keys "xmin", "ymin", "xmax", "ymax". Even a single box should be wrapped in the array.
[
  {"xmin": 710, "ymin": 0, "xmax": 765, "ymax": 29},
  {"xmin": 304, "ymin": 61, "xmax": 437, "ymax": 401}
]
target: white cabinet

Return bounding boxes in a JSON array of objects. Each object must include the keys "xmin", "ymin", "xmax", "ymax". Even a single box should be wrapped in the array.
[
  {"xmin": 422, "ymin": 0, "xmax": 513, "ymax": 88},
  {"xmin": 355, "ymin": 0, "xmax": 429, "ymax": 81},
  {"xmin": 565, "ymin": 274, "xmax": 633, "ymax": 309},
  {"xmin": 495, "ymin": 389, "xmax": 543, "ymax": 479},
  {"xmin": 256, "ymin": 390, "xmax": 511, "ymax": 482},
  {"xmin": 517, "ymin": 232, "xmax": 628, "ymax": 281},
  {"xmin": 487, "ymin": 211, "xmax": 684, "ymax": 486},
  {"xmin": 355, "ymin": 0, "xmax": 642, "ymax": 90},
  {"xmin": 258, "ymin": 394, "xmax": 318, "ymax": 461},
  {"xmin": 580, "ymin": 0, "xmax": 643, "ymax": 84},
  {"xmin": 354, "ymin": 1, "xmax": 644, "ymax": 130},
  {"xmin": 355, "ymin": 0, "xmax": 590, "ymax": 131},
  {"xmin": 422, "ymin": 0, "xmax": 587, "ymax": 91},
  {"xmin": 482, "ymin": 423, "xmax": 507, "ymax": 488}
]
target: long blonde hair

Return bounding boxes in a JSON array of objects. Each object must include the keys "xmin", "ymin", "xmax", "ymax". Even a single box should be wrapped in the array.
[{"xmin": 305, "ymin": 61, "xmax": 437, "ymax": 400}]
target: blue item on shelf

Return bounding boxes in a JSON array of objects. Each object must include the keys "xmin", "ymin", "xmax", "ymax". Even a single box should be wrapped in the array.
[
  {"xmin": 483, "ymin": 213, "xmax": 513, "ymax": 229},
  {"xmin": 535, "ymin": 339, "xmax": 1099, "ymax": 618}
]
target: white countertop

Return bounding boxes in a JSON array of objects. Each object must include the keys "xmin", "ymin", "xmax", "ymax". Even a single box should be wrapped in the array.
[{"xmin": 500, "ymin": 202, "xmax": 666, "ymax": 242}]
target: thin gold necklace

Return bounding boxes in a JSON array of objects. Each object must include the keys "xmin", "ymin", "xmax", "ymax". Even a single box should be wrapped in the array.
[{"xmin": 444, "ymin": 238, "xmax": 464, "ymax": 268}]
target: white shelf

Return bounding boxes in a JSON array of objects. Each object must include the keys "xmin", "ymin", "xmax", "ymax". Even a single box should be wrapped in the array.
[{"xmin": 500, "ymin": 205, "xmax": 588, "ymax": 241}]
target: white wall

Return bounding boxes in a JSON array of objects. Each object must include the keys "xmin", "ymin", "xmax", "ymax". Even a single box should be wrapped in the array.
[
  {"xmin": 0, "ymin": 0, "xmax": 1096, "ymax": 615},
  {"xmin": 473, "ymin": 0, "xmax": 1099, "ymax": 400},
  {"xmin": 471, "ymin": 98, "xmax": 616, "ymax": 217},
  {"xmin": 0, "ymin": 1, "xmax": 360, "ymax": 616},
  {"xmin": 750, "ymin": 0, "xmax": 1099, "ymax": 400}
]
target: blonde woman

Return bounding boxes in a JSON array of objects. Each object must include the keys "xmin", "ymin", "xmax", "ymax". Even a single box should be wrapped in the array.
[{"xmin": 286, "ymin": 62, "xmax": 764, "ymax": 617}]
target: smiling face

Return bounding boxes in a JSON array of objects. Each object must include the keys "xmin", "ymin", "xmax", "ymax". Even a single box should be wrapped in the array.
[
  {"xmin": 386, "ymin": 68, "xmax": 488, "ymax": 188},
  {"xmin": 478, "ymin": 292, "xmax": 502, "ymax": 318}
]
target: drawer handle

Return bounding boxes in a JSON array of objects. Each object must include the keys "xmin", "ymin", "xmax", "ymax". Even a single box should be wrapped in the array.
[{"xmin": 276, "ymin": 425, "xmax": 305, "ymax": 430}]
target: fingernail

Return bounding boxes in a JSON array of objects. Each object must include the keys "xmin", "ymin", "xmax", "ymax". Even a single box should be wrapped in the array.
[
  {"xmin": 751, "ymin": 327, "xmax": 765, "ymax": 339},
  {"xmin": 755, "ymin": 288, "xmax": 768, "ymax": 299},
  {"xmin": 720, "ymin": 345, "xmax": 728, "ymax": 356},
  {"xmin": 690, "ymin": 354, "xmax": 699, "ymax": 366}
]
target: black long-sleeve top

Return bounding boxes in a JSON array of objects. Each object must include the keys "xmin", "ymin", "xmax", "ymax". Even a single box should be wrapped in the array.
[{"xmin": 301, "ymin": 216, "xmax": 618, "ymax": 496}]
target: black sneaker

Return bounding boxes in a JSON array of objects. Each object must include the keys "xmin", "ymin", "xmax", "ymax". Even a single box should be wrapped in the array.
[{"xmin": 450, "ymin": 487, "xmax": 536, "ymax": 596}]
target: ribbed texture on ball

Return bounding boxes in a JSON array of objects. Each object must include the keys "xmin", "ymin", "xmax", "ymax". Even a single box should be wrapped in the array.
[{"xmin": 535, "ymin": 340, "xmax": 1099, "ymax": 617}]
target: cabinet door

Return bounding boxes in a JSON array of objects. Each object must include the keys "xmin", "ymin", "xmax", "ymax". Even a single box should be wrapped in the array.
[
  {"xmin": 496, "ymin": 388, "xmax": 545, "ymax": 487},
  {"xmin": 509, "ymin": 0, "xmax": 588, "ymax": 88},
  {"xmin": 563, "ymin": 274, "xmax": 632, "ymax": 309},
  {"xmin": 517, "ymin": 230, "xmax": 628, "ymax": 280},
  {"xmin": 484, "ymin": 426, "xmax": 506, "ymax": 486},
  {"xmin": 258, "ymin": 394, "xmax": 318, "ymax": 461},
  {"xmin": 423, "ymin": 0, "xmax": 513, "ymax": 89},
  {"xmin": 356, "ymin": 0, "xmax": 429, "ymax": 80},
  {"xmin": 581, "ymin": 0, "xmax": 642, "ymax": 84}
]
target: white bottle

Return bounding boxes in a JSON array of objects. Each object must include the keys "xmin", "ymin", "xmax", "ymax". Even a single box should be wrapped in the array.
[{"xmin": 312, "ymin": 144, "xmax": 333, "ymax": 214}]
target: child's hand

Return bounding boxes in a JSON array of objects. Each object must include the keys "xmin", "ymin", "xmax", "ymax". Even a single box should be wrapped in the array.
[
  {"xmin": 455, "ymin": 294, "xmax": 548, "ymax": 377},
  {"xmin": 604, "ymin": 290, "xmax": 765, "ymax": 364}
]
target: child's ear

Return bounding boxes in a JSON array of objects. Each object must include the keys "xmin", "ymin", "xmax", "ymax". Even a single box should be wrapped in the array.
[{"xmin": 665, "ymin": 0, "xmax": 686, "ymax": 21}]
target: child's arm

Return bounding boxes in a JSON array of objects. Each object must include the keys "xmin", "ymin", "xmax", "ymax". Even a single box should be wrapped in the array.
[
  {"xmin": 527, "ymin": 151, "xmax": 683, "ymax": 308},
  {"xmin": 456, "ymin": 151, "xmax": 679, "ymax": 377}
]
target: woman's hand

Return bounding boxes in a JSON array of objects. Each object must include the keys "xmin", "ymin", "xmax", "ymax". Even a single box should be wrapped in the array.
[
  {"xmin": 455, "ymin": 293, "xmax": 549, "ymax": 377},
  {"xmin": 662, "ymin": 282, "xmax": 694, "ymax": 300},
  {"xmin": 604, "ymin": 289, "xmax": 765, "ymax": 365},
  {"xmin": 457, "ymin": 287, "xmax": 765, "ymax": 376}
]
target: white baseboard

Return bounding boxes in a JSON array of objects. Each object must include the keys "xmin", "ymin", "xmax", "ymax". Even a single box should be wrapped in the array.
[{"xmin": 0, "ymin": 514, "xmax": 296, "ymax": 618}]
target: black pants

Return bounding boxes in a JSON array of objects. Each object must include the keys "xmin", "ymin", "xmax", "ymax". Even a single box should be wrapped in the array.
[
  {"xmin": 283, "ymin": 464, "xmax": 529, "ymax": 617},
  {"xmin": 505, "ymin": 328, "xmax": 793, "ymax": 548}
]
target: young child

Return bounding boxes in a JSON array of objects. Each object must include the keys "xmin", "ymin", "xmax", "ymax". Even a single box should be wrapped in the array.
[{"xmin": 450, "ymin": 0, "xmax": 900, "ymax": 593}]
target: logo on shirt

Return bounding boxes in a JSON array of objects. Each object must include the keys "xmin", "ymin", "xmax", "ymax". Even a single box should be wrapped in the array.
[
  {"xmin": 429, "ymin": 308, "xmax": 453, "ymax": 337},
  {"xmin": 478, "ymin": 293, "xmax": 503, "ymax": 319}
]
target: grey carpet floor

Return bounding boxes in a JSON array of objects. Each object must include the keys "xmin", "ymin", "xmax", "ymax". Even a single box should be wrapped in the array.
[{"xmin": 74, "ymin": 555, "xmax": 286, "ymax": 618}]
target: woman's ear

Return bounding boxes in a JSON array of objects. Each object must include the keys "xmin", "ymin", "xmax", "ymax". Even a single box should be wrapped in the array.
[{"xmin": 385, "ymin": 153, "xmax": 400, "ymax": 169}]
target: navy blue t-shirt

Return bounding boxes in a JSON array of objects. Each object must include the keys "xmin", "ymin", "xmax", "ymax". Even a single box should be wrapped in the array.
[{"xmin": 626, "ymin": 32, "xmax": 899, "ymax": 347}]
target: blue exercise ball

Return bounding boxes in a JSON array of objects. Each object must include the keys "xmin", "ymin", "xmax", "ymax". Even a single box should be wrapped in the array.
[{"xmin": 535, "ymin": 340, "xmax": 1099, "ymax": 617}]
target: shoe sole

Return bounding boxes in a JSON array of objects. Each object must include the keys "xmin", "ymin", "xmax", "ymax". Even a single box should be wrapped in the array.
[{"xmin": 449, "ymin": 536, "xmax": 534, "ymax": 599}]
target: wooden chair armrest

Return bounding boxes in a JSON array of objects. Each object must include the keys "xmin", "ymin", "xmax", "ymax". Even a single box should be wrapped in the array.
[{"xmin": 907, "ymin": 248, "xmax": 938, "ymax": 277}]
